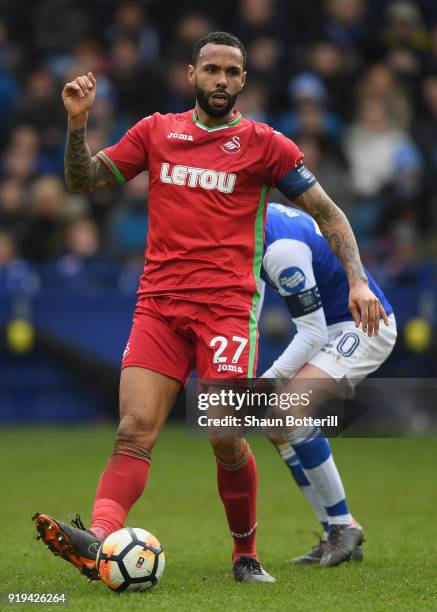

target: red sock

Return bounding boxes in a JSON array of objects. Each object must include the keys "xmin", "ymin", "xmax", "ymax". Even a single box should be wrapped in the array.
[
  {"xmin": 90, "ymin": 442, "xmax": 151, "ymax": 541},
  {"xmin": 215, "ymin": 441, "xmax": 258, "ymax": 563}
]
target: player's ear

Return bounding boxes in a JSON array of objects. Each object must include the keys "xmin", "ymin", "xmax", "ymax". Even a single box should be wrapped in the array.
[
  {"xmin": 188, "ymin": 64, "xmax": 196, "ymax": 86},
  {"xmin": 240, "ymin": 71, "xmax": 247, "ymax": 90}
]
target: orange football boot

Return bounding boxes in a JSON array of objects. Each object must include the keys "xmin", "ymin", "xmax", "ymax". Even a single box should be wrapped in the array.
[{"xmin": 33, "ymin": 513, "xmax": 101, "ymax": 580}]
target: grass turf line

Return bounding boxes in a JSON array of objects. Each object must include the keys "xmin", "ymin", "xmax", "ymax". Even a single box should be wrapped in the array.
[{"xmin": 0, "ymin": 426, "xmax": 436, "ymax": 611}]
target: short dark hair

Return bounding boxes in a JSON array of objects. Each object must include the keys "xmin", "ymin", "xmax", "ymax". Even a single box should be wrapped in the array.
[{"xmin": 192, "ymin": 31, "xmax": 246, "ymax": 69}]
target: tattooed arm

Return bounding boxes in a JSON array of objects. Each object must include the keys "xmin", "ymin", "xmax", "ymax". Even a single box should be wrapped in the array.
[
  {"xmin": 294, "ymin": 182, "xmax": 366, "ymax": 284},
  {"xmin": 293, "ymin": 182, "xmax": 389, "ymax": 336},
  {"xmin": 64, "ymin": 126, "xmax": 117, "ymax": 193},
  {"xmin": 62, "ymin": 72, "xmax": 117, "ymax": 193}
]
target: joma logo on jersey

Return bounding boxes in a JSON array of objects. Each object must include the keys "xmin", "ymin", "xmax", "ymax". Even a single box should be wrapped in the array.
[
  {"xmin": 160, "ymin": 163, "xmax": 236, "ymax": 193},
  {"xmin": 167, "ymin": 132, "xmax": 193, "ymax": 141},
  {"xmin": 217, "ymin": 363, "xmax": 243, "ymax": 373}
]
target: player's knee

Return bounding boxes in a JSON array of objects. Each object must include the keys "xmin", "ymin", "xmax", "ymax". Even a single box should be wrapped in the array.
[
  {"xmin": 117, "ymin": 413, "xmax": 160, "ymax": 448},
  {"xmin": 267, "ymin": 434, "xmax": 287, "ymax": 446},
  {"xmin": 209, "ymin": 436, "xmax": 243, "ymax": 457}
]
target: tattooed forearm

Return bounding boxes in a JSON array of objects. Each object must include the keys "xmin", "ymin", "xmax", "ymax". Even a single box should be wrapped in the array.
[
  {"xmin": 293, "ymin": 183, "xmax": 367, "ymax": 284},
  {"xmin": 65, "ymin": 127, "xmax": 117, "ymax": 193}
]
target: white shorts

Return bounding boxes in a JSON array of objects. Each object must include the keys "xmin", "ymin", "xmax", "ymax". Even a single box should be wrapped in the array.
[{"xmin": 308, "ymin": 314, "xmax": 397, "ymax": 388}]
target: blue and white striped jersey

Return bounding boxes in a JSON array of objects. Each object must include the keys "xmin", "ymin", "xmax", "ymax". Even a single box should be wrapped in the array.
[{"xmin": 262, "ymin": 203, "xmax": 393, "ymax": 326}]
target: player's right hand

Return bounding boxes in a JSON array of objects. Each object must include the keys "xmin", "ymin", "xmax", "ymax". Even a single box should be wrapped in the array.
[{"xmin": 62, "ymin": 72, "xmax": 96, "ymax": 118}]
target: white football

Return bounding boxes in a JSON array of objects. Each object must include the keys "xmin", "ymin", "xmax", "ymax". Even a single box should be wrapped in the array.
[{"xmin": 96, "ymin": 527, "xmax": 165, "ymax": 592}]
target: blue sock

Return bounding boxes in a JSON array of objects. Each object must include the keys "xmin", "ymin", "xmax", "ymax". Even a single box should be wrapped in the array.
[
  {"xmin": 288, "ymin": 428, "xmax": 352, "ymax": 526},
  {"xmin": 276, "ymin": 442, "xmax": 329, "ymax": 535}
]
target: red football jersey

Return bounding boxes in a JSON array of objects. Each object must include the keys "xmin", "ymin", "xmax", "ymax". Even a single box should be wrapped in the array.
[{"xmin": 98, "ymin": 109, "xmax": 303, "ymax": 307}]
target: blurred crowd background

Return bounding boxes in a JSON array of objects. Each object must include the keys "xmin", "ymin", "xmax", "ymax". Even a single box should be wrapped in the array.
[{"xmin": 0, "ymin": 0, "xmax": 436, "ymax": 420}]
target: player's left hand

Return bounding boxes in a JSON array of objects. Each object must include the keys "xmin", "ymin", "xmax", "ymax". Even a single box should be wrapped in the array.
[{"xmin": 348, "ymin": 280, "xmax": 389, "ymax": 337}]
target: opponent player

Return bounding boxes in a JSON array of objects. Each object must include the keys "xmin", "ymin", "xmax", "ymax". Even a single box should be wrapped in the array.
[
  {"xmin": 33, "ymin": 32, "xmax": 387, "ymax": 584},
  {"xmin": 258, "ymin": 202, "xmax": 397, "ymax": 566}
]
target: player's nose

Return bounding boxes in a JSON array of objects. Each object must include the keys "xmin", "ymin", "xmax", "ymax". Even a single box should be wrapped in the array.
[{"xmin": 215, "ymin": 71, "xmax": 228, "ymax": 89}]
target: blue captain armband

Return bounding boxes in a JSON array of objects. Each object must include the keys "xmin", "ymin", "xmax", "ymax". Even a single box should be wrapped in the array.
[
  {"xmin": 277, "ymin": 163, "xmax": 316, "ymax": 200},
  {"xmin": 284, "ymin": 286, "xmax": 322, "ymax": 317}
]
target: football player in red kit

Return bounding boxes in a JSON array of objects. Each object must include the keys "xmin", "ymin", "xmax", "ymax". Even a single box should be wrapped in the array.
[{"xmin": 33, "ymin": 31, "xmax": 387, "ymax": 584}]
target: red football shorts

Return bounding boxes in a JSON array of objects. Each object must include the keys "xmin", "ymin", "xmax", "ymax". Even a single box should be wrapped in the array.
[{"xmin": 121, "ymin": 295, "xmax": 259, "ymax": 385}]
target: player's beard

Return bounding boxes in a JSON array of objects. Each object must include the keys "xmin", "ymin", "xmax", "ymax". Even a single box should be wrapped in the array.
[{"xmin": 195, "ymin": 85, "xmax": 238, "ymax": 118}]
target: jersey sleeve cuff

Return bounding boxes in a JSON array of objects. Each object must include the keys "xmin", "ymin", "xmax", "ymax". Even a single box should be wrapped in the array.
[
  {"xmin": 276, "ymin": 164, "xmax": 317, "ymax": 200},
  {"xmin": 97, "ymin": 151, "xmax": 127, "ymax": 185}
]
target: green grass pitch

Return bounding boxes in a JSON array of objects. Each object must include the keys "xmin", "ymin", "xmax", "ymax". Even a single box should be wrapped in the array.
[{"xmin": 1, "ymin": 426, "xmax": 436, "ymax": 611}]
